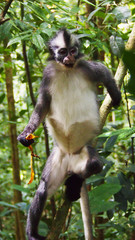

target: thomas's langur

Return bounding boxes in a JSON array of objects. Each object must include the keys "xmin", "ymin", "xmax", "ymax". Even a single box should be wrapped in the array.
[{"xmin": 18, "ymin": 28, "xmax": 121, "ymax": 240}]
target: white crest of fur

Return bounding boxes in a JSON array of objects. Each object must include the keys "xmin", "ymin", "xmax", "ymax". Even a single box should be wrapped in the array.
[{"xmin": 51, "ymin": 31, "xmax": 66, "ymax": 48}]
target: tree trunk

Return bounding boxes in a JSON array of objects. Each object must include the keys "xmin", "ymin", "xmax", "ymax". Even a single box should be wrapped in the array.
[
  {"xmin": 4, "ymin": 42, "xmax": 26, "ymax": 240},
  {"xmin": 47, "ymin": 198, "xmax": 71, "ymax": 240}
]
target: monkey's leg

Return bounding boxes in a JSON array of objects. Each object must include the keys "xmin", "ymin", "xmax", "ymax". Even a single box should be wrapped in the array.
[
  {"xmin": 26, "ymin": 146, "xmax": 67, "ymax": 240},
  {"xmin": 83, "ymin": 145, "xmax": 103, "ymax": 178},
  {"xmin": 65, "ymin": 146, "xmax": 103, "ymax": 202}
]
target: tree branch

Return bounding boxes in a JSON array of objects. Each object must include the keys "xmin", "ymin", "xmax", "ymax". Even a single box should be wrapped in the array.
[
  {"xmin": 22, "ymin": 42, "xmax": 36, "ymax": 106},
  {"xmin": 0, "ymin": 0, "xmax": 14, "ymax": 25},
  {"xmin": 100, "ymin": 23, "xmax": 135, "ymax": 128},
  {"xmin": 47, "ymin": 198, "xmax": 71, "ymax": 240}
]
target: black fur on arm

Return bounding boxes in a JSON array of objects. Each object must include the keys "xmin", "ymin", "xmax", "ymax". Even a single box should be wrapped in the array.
[
  {"xmin": 77, "ymin": 59, "xmax": 121, "ymax": 107},
  {"xmin": 17, "ymin": 67, "xmax": 52, "ymax": 147}
]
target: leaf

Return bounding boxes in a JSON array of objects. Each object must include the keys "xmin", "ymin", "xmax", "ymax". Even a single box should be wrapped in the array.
[
  {"xmin": 71, "ymin": 6, "xmax": 80, "ymax": 14},
  {"xmin": 112, "ymin": 6, "xmax": 131, "ymax": 22},
  {"xmin": 123, "ymin": 50, "xmax": 135, "ymax": 95},
  {"xmin": 83, "ymin": 0, "xmax": 95, "ymax": 7},
  {"xmin": 110, "ymin": 35, "xmax": 124, "ymax": 57},
  {"xmin": 88, "ymin": 7, "xmax": 102, "ymax": 21},
  {"xmin": 47, "ymin": 0, "xmax": 69, "ymax": 14},
  {"xmin": 87, "ymin": 175, "xmax": 104, "ymax": 184},
  {"xmin": 77, "ymin": 33, "xmax": 95, "ymax": 39},
  {"xmin": 118, "ymin": 127, "xmax": 135, "ymax": 140},
  {"xmin": 28, "ymin": 47, "xmax": 34, "ymax": 65},
  {"xmin": 19, "ymin": 109, "xmax": 27, "ymax": 116},
  {"xmin": 27, "ymin": 2, "xmax": 48, "ymax": 21},
  {"xmin": 12, "ymin": 184, "xmax": 30, "ymax": 193},
  {"xmin": 35, "ymin": 127, "xmax": 43, "ymax": 137},
  {"xmin": 105, "ymin": 135, "xmax": 118, "ymax": 151},
  {"xmin": 90, "ymin": 201, "xmax": 118, "ymax": 214},
  {"xmin": 0, "ymin": 201, "xmax": 17, "ymax": 209},
  {"xmin": 117, "ymin": 172, "xmax": 134, "ymax": 204},
  {"xmin": 32, "ymin": 33, "xmax": 45, "ymax": 50},
  {"xmin": 14, "ymin": 19, "xmax": 28, "ymax": 31},
  {"xmin": 131, "ymin": 105, "xmax": 135, "ymax": 110},
  {"xmin": 0, "ymin": 93, "xmax": 5, "ymax": 103},
  {"xmin": 8, "ymin": 30, "xmax": 32, "ymax": 46},
  {"xmin": 99, "ymin": 127, "xmax": 135, "ymax": 141},
  {"xmin": 123, "ymin": 50, "xmax": 135, "ymax": 74},
  {"xmin": 38, "ymin": 221, "xmax": 49, "ymax": 237},
  {"xmin": 89, "ymin": 183, "xmax": 121, "ymax": 202},
  {"xmin": 40, "ymin": 23, "xmax": 53, "ymax": 37},
  {"xmin": 127, "ymin": 164, "xmax": 135, "ymax": 173},
  {"xmin": 0, "ymin": 21, "xmax": 12, "ymax": 41},
  {"xmin": 0, "ymin": 209, "xmax": 13, "ymax": 217},
  {"xmin": 89, "ymin": 183, "xmax": 121, "ymax": 214}
]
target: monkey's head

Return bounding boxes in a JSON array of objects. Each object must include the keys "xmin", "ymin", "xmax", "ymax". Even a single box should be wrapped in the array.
[{"xmin": 48, "ymin": 28, "xmax": 82, "ymax": 68}]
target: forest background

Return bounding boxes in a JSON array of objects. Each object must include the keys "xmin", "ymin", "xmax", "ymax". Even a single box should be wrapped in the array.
[{"xmin": 0, "ymin": 0, "xmax": 135, "ymax": 240}]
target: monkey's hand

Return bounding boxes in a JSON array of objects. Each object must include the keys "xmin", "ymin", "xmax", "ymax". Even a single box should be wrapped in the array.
[
  {"xmin": 112, "ymin": 90, "xmax": 122, "ymax": 107},
  {"xmin": 17, "ymin": 134, "xmax": 34, "ymax": 147}
]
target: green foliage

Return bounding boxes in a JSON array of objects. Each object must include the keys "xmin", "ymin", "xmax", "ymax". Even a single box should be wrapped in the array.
[
  {"xmin": 123, "ymin": 50, "xmax": 135, "ymax": 95},
  {"xmin": 89, "ymin": 183, "xmax": 121, "ymax": 214}
]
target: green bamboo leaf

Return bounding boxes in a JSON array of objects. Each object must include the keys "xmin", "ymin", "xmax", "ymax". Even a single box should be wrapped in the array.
[
  {"xmin": 12, "ymin": 184, "xmax": 30, "ymax": 193},
  {"xmin": 0, "ymin": 201, "xmax": 17, "ymax": 209},
  {"xmin": 105, "ymin": 135, "xmax": 118, "ymax": 151},
  {"xmin": 27, "ymin": 1, "xmax": 48, "ymax": 20},
  {"xmin": 88, "ymin": 7, "xmax": 102, "ymax": 21},
  {"xmin": 32, "ymin": 33, "xmax": 45, "ymax": 50},
  {"xmin": 8, "ymin": 30, "xmax": 32, "ymax": 46}
]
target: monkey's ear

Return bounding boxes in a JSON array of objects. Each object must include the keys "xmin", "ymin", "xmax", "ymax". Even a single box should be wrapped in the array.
[
  {"xmin": 48, "ymin": 46, "xmax": 53, "ymax": 56},
  {"xmin": 47, "ymin": 42, "xmax": 55, "ymax": 60}
]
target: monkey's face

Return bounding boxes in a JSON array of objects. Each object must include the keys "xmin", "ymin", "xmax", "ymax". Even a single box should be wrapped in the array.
[
  {"xmin": 56, "ymin": 46, "xmax": 79, "ymax": 68},
  {"xmin": 49, "ymin": 29, "xmax": 82, "ymax": 68}
]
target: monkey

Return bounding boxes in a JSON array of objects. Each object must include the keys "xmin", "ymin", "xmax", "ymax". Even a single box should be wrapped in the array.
[{"xmin": 17, "ymin": 28, "xmax": 121, "ymax": 240}]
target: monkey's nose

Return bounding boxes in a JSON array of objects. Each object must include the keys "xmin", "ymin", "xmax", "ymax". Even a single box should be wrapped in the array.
[{"xmin": 63, "ymin": 55, "xmax": 75, "ymax": 65}]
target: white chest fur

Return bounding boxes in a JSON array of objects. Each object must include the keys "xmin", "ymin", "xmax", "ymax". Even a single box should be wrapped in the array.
[
  {"xmin": 46, "ymin": 67, "xmax": 100, "ymax": 153},
  {"xmin": 48, "ymin": 68, "xmax": 99, "ymax": 133}
]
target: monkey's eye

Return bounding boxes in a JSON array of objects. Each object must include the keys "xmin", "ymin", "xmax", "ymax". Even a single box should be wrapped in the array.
[
  {"xmin": 70, "ymin": 47, "xmax": 78, "ymax": 55},
  {"xmin": 58, "ymin": 48, "xmax": 67, "ymax": 55}
]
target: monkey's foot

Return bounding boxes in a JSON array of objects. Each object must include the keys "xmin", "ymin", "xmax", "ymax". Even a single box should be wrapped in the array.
[
  {"xmin": 65, "ymin": 174, "xmax": 84, "ymax": 201},
  {"xmin": 28, "ymin": 234, "xmax": 46, "ymax": 240}
]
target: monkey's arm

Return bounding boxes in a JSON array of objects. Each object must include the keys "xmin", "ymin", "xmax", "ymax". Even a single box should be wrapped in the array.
[
  {"xmin": 94, "ymin": 62, "xmax": 121, "ymax": 106},
  {"xmin": 17, "ymin": 73, "xmax": 51, "ymax": 146},
  {"xmin": 77, "ymin": 60, "xmax": 121, "ymax": 107}
]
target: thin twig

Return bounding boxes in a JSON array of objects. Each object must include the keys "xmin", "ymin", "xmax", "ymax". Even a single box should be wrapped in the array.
[
  {"xmin": 123, "ymin": 81, "xmax": 132, "ymax": 128},
  {"xmin": 131, "ymin": 137, "xmax": 135, "ymax": 199},
  {"xmin": 22, "ymin": 42, "xmax": 36, "ymax": 106},
  {"xmin": 0, "ymin": 0, "xmax": 14, "ymax": 25}
]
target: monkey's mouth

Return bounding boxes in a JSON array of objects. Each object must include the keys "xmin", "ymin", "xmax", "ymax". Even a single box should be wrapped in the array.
[{"xmin": 64, "ymin": 63, "xmax": 74, "ymax": 68}]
